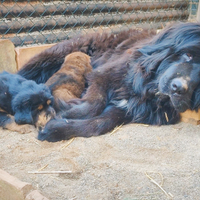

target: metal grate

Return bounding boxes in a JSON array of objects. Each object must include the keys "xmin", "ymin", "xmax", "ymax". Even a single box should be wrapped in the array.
[{"xmin": 0, "ymin": 0, "xmax": 196, "ymax": 46}]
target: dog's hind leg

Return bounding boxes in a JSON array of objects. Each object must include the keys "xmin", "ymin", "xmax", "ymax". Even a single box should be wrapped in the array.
[{"xmin": 38, "ymin": 106, "xmax": 131, "ymax": 142}]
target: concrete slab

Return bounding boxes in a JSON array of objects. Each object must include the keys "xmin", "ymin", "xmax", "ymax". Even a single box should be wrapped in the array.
[
  {"xmin": 0, "ymin": 39, "xmax": 17, "ymax": 73},
  {"xmin": 0, "ymin": 169, "xmax": 49, "ymax": 200},
  {"xmin": 0, "ymin": 169, "xmax": 33, "ymax": 200}
]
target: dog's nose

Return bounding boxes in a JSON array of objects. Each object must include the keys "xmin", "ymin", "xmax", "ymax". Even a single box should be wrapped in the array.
[{"xmin": 170, "ymin": 78, "xmax": 188, "ymax": 95}]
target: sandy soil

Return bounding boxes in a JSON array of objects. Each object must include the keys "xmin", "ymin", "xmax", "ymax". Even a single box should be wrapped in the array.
[{"xmin": 0, "ymin": 122, "xmax": 200, "ymax": 200}]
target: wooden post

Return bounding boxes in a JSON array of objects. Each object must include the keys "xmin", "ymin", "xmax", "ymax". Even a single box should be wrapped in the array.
[{"xmin": 196, "ymin": 1, "xmax": 200, "ymax": 22}]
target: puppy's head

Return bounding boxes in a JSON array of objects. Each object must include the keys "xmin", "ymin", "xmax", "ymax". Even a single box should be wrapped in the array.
[
  {"xmin": 12, "ymin": 80, "xmax": 56, "ymax": 126},
  {"xmin": 63, "ymin": 52, "xmax": 92, "ymax": 74}
]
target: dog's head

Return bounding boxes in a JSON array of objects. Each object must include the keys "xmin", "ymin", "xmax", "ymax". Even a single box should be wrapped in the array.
[
  {"xmin": 156, "ymin": 23, "xmax": 200, "ymax": 113},
  {"xmin": 158, "ymin": 53, "xmax": 200, "ymax": 112},
  {"xmin": 11, "ymin": 80, "xmax": 56, "ymax": 127},
  {"xmin": 135, "ymin": 22, "xmax": 200, "ymax": 113}
]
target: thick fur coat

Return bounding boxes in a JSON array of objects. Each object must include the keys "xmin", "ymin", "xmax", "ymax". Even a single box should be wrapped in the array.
[
  {"xmin": 16, "ymin": 22, "xmax": 200, "ymax": 142},
  {"xmin": 0, "ymin": 52, "xmax": 92, "ymax": 133},
  {"xmin": 0, "ymin": 72, "xmax": 53, "ymax": 133}
]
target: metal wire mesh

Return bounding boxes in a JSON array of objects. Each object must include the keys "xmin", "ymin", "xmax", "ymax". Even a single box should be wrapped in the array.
[{"xmin": 0, "ymin": 0, "xmax": 197, "ymax": 46}]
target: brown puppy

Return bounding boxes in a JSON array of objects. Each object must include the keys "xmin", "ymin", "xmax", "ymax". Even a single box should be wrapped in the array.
[
  {"xmin": 36, "ymin": 52, "xmax": 92, "ymax": 129},
  {"xmin": 46, "ymin": 51, "xmax": 92, "ymax": 111}
]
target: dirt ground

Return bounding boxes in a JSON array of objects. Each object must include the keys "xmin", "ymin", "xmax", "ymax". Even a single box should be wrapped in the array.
[{"xmin": 0, "ymin": 121, "xmax": 200, "ymax": 200}]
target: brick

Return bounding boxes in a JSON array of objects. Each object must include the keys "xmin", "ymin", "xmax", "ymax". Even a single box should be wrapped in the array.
[
  {"xmin": 25, "ymin": 190, "xmax": 49, "ymax": 200},
  {"xmin": 15, "ymin": 44, "xmax": 55, "ymax": 70},
  {"xmin": 0, "ymin": 39, "xmax": 17, "ymax": 73},
  {"xmin": 0, "ymin": 169, "xmax": 33, "ymax": 200}
]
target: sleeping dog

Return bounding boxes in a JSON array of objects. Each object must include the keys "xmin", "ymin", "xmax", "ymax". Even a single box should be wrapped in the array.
[
  {"xmin": 17, "ymin": 22, "xmax": 200, "ymax": 142},
  {"xmin": 0, "ymin": 52, "xmax": 92, "ymax": 133},
  {"xmin": 45, "ymin": 52, "xmax": 92, "ymax": 112},
  {"xmin": 3, "ymin": 23, "xmax": 200, "ymax": 142},
  {"xmin": 0, "ymin": 72, "xmax": 53, "ymax": 133}
]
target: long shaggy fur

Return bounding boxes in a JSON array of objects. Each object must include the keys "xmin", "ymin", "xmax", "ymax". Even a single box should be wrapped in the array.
[
  {"xmin": 0, "ymin": 52, "xmax": 92, "ymax": 132},
  {"xmin": 0, "ymin": 72, "xmax": 51, "ymax": 133},
  {"xmin": 16, "ymin": 22, "xmax": 200, "ymax": 142}
]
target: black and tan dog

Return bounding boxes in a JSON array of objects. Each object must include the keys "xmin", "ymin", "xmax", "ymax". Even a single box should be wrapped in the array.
[
  {"xmin": 0, "ymin": 52, "xmax": 92, "ymax": 133},
  {"xmin": 0, "ymin": 71, "xmax": 53, "ymax": 133}
]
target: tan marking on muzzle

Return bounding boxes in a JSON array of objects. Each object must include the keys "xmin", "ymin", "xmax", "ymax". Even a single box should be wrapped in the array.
[
  {"xmin": 179, "ymin": 77, "xmax": 189, "ymax": 91},
  {"xmin": 36, "ymin": 110, "xmax": 56, "ymax": 129},
  {"xmin": 37, "ymin": 105, "xmax": 43, "ymax": 111}
]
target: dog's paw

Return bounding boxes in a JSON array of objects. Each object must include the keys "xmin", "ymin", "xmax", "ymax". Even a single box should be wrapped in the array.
[{"xmin": 38, "ymin": 119, "xmax": 72, "ymax": 142}]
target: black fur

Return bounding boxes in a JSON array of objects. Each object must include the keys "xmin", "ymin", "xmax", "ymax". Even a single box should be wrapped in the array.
[
  {"xmin": 18, "ymin": 29, "xmax": 155, "ymax": 83},
  {"xmin": 0, "ymin": 72, "xmax": 25, "ymax": 129},
  {"xmin": 0, "ymin": 72, "xmax": 55, "ymax": 132},
  {"xmin": 12, "ymin": 80, "xmax": 55, "ymax": 125},
  {"xmin": 16, "ymin": 22, "xmax": 200, "ymax": 142}
]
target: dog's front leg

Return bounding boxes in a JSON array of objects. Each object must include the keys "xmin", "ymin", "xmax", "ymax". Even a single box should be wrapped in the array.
[{"xmin": 38, "ymin": 105, "xmax": 131, "ymax": 142}]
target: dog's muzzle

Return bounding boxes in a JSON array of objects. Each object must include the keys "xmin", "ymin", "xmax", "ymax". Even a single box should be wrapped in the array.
[
  {"xmin": 170, "ymin": 77, "xmax": 188, "ymax": 96},
  {"xmin": 35, "ymin": 107, "xmax": 56, "ymax": 130}
]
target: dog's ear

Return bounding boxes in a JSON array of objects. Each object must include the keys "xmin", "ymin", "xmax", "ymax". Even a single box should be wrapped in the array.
[
  {"xmin": 134, "ymin": 29, "xmax": 174, "ymax": 79},
  {"xmin": 14, "ymin": 108, "xmax": 33, "ymax": 125},
  {"xmin": 130, "ymin": 40, "xmax": 172, "ymax": 95},
  {"xmin": 136, "ymin": 22, "xmax": 200, "ymax": 77},
  {"xmin": 137, "ymin": 47, "xmax": 172, "ymax": 77},
  {"xmin": 12, "ymin": 93, "xmax": 33, "ymax": 125}
]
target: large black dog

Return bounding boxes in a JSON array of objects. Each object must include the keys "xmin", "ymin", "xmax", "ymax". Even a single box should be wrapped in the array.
[{"xmin": 15, "ymin": 22, "xmax": 200, "ymax": 141}]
